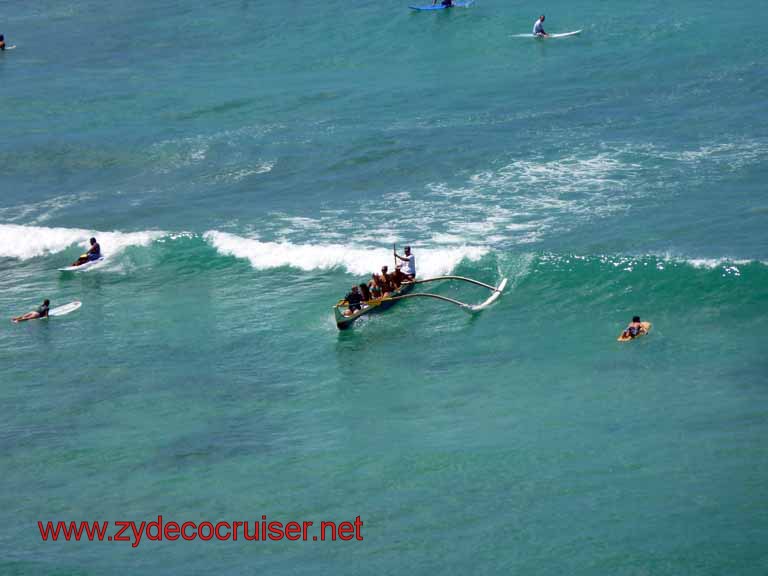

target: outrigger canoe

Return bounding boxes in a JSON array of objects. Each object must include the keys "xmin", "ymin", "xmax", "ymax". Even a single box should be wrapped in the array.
[{"xmin": 333, "ymin": 276, "xmax": 507, "ymax": 330}]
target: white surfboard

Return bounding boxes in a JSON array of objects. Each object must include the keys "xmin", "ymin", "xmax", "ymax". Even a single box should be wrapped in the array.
[
  {"xmin": 548, "ymin": 30, "xmax": 582, "ymax": 38},
  {"xmin": 48, "ymin": 301, "xmax": 82, "ymax": 317},
  {"xmin": 512, "ymin": 30, "xmax": 582, "ymax": 38},
  {"xmin": 58, "ymin": 256, "xmax": 105, "ymax": 272},
  {"xmin": 5, "ymin": 45, "xmax": 17, "ymax": 50}
]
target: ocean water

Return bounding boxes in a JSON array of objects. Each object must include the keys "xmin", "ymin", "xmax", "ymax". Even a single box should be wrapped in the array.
[{"xmin": 1, "ymin": 0, "xmax": 767, "ymax": 573}]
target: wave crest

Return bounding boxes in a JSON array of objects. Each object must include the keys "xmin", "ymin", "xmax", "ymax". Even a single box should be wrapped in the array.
[
  {"xmin": 0, "ymin": 224, "xmax": 164, "ymax": 260},
  {"xmin": 203, "ymin": 231, "xmax": 488, "ymax": 277}
]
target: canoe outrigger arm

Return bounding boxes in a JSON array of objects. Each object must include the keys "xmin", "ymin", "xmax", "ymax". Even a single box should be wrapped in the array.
[
  {"xmin": 381, "ymin": 277, "xmax": 508, "ymax": 312},
  {"xmin": 411, "ymin": 275, "xmax": 499, "ymax": 291},
  {"xmin": 333, "ymin": 275, "xmax": 507, "ymax": 329}
]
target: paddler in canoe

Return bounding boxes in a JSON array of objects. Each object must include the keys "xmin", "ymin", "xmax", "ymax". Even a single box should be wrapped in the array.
[
  {"xmin": 334, "ymin": 245, "xmax": 507, "ymax": 329},
  {"xmin": 369, "ymin": 274, "xmax": 384, "ymax": 299},
  {"xmin": 379, "ymin": 266, "xmax": 396, "ymax": 296},
  {"xmin": 342, "ymin": 286, "xmax": 364, "ymax": 317},
  {"xmin": 394, "ymin": 245, "xmax": 416, "ymax": 281},
  {"xmin": 338, "ymin": 245, "xmax": 419, "ymax": 317},
  {"xmin": 341, "ymin": 256, "xmax": 416, "ymax": 316}
]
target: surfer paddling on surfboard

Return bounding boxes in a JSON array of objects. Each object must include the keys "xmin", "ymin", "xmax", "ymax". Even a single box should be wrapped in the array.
[
  {"xmin": 433, "ymin": 0, "xmax": 453, "ymax": 6},
  {"xmin": 533, "ymin": 15, "xmax": 549, "ymax": 37},
  {"xmin": 618, "ymin": 316, "xmax": 650, "ymax": 341},
  {"xmin": 12, "ymin": 300, "xmax": 50, "ymax": 323},
  {"xmin": 0, "ymin": 34, "xmax": 17, "ymax": 50}
]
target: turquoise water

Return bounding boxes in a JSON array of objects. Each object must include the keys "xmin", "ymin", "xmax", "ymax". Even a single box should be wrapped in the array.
[{"xmin": 2, "ymin": 0, "xmax": 767, "ymax": 573}]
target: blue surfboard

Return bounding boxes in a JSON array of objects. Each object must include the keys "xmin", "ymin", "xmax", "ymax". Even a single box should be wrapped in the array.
[{"xmin": 410, "ymin": 0, "xmax": 474, "ymax": 11}]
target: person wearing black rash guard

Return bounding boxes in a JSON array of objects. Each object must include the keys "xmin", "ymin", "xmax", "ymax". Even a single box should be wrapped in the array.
[
  {"xmin": 343, "ymin": 286, "xmax": 363, "ymax": 316},
  {"xmin": 12, "ymin": 299, "xmax": 50, "ymax": 323}
]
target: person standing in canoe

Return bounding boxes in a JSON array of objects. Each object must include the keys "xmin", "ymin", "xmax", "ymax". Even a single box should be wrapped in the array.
[
  {"xmin": 533, "ymin": 15, "xmax": 549, "ymax": 37},
  {"xmin": 395, "ymin": 246, "xmax": 416, "ymax": 280}
]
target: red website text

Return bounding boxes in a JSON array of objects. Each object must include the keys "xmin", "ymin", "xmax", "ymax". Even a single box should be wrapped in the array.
[{"xmin": 38, "ymin": 516, "xmax": 364, "ymax": 548}]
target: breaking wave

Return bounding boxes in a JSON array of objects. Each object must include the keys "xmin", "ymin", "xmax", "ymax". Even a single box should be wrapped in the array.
[
  {"xmin": 0, "ymin": 224, "xmax": 164, "ymax": 260},
  {"xmin": 203, "ymin": 230, "xmax": 489, "ymax": 277}
]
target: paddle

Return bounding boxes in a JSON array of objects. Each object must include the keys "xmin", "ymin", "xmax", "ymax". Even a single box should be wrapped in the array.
[{"xmin": 393, "ymin": 243, "xmax": 397, "ymax": 274}]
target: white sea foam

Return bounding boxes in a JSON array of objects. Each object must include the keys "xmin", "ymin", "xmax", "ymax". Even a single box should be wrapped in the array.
[
  {"xmin": 622, "ymin": 139, "xmax": 768, "ymax": 172},
  {"xmin": 0, "ymin": 192, "xmax": 97, "ymax": 224},
  {"xmin": 469, "ymin": 153, "xmax": 640, "ymax": 195},
  {"xmin": 278, "ymin": 216, "xmax": 324, "ymax": 232},
  {"xmin": 235, "ymin": 149, "xmax": 645, "ymax": 253},
  {"xmin": 676, "ymin": 142, "xmax": 768, "ymax": 168},
  {"xmin": 214, "ymin": 161, "xmax": 276, "ymax": 183},
  {"xmin": 150, "ymin": 124, "xmax": 282, "ymax": 174},
  {"xmin": 687, "ymin": 258, "xmax": 722, "ymax": 269},
  {"xmin": 0, "ymin": 224, "xmax": 165, "ymax": 260},
  {"xmin": 203, "ymin": 231, "xmax": 488, "ymax": 277},
  {"xmin": 246, "ymin": 149, "xmax": 644, "ymax": 252},
  {"xmin": 541, "ymin": 252, "xmax": 765, "ymax": 273},
  {"xmin": 429, "ymin": 233, "xmax": 466, "ymax": 245},
  {"xmin": 405, "ymin": 151, "xmax": 642, "ymax": 247},
  {"xmin": 686, "ymin": 258, "xmax": 753, "ymax": 270}
]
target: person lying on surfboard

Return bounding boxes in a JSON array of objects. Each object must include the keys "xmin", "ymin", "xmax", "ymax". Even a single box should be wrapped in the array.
[
  {"xmin": 12, "ymin": 299, "xmax": 50, "ymax": 323},
  {"xmin": 532, "ymin": 15, "xmax": 548, "ymax": 37},
  {"xmin": 620, "ymin": 316, "xmax": 647, "ymax": 340},
  {"xmin": 433, "ymin": 0, "xmax": 453, "ymax": 6},
  {"xmin": 71, "ymin": 237, "xmax": 101, "ymax": 267}
]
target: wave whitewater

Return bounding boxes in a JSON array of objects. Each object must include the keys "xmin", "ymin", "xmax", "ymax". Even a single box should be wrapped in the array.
[
  {"xmin": 0, "ymin": 224, "xmax": 164, "ymax": 260},
  {"xmin": 202, "ymin": 231, "xmax": 489, "ymax": 278},
  {"xmin": 0, "ymin": 224, "xmax": 489, "ymax": 277},
  {"xmin": 2, "ymin": 224, "xmax": 765, "ymax": 280}
]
